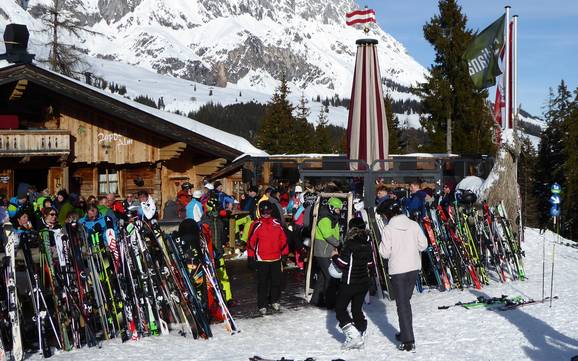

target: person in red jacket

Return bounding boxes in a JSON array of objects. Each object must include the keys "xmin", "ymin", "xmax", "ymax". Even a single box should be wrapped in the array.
[{"xmin": 248, "ymin": 200, "xmax": 288, "ymax": 315}]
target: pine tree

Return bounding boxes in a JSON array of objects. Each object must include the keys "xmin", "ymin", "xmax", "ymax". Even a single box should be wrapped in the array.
[
  {"xmin": 294, "ymin": 94, "xmax": 316, "ymax": 152},
  {"xmin": 534, "ymin": 82, "xmax": 572, "ymax": 229},
  {"xmin": 417, "ymin": 0, "xmax": 495, "ymax": 155},
  {"xmin": 157, "ymin": 96, "xmax": 165, "ymax": 110},
  {"xmin": 384, "ymin": 95, "xmax": 401, "ymax": 154},
  {"xmin": 38, "ymin": 0, "xmax": 96, "ymax": 77},
  {"xmin": 315, "ymin": 105, "xmax": 333, "ymax": 153},
  {"xmin": 255, "ymin": 73, "xmax": 296, "ymax": 154},
  {"xmin": 518, "ymin": 137, "xmax": 540, "ymax": 228},
  {"xmin": 561, "ymin": 88, "xmax": 578, "ymax": 240},
  {"xmin": 134, "ymin": 95, "xmax": 158, "ymax": 109}
]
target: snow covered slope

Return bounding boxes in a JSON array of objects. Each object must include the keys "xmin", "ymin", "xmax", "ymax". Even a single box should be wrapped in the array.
[
  {"xmin": 0, "ymin": 0, "xmax": 545, "ymax": 134},
  {"xmin": 0, "ymin": 0, "xmax": 426, "ymax": 128},
  {"xmin": 30, "ymin": 228, "xmax": 578, "ymax": 361},
  {"xmin": 9, "ymin": 0, "xmax": 427, "ymax": 97}
]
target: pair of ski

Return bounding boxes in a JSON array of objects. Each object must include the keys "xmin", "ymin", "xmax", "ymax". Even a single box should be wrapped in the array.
[
  {"xmin": 166, "ymin": 223, "xmax": 238, "ymax": 335},
  {"xmin": 144, "ymin": 220, "xmax": 212, "ymax": 338},
  {"xmin": 1, "ymin": 223, "xmax": 23, "ymax": 361},
  {"xmin": 438, "ymin": 295, "xmax": 558, "ymax": 311},
  {"xmin": 250, "ymin": 356, "xmax": 317, "ymax": 361}
]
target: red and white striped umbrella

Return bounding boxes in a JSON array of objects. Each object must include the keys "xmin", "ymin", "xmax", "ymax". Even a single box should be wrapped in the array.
[{"xmin": 346, "ymin": 39, "xmax": 389, "ymax": 170}]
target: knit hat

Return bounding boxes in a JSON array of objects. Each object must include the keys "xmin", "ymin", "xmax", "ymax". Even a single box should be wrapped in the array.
[{"xmin": 192, "ymin": 190, "xmax": 202, "ymax": 199}]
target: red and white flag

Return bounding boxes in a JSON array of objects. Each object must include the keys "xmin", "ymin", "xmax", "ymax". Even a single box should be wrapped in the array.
[
  {"xmin": 493, "ymin": 20, "xmax": 514, "ymax": 144},
  {"xmin": 346, "ymin": 8, "xmax": 376, "ymax": 26}
]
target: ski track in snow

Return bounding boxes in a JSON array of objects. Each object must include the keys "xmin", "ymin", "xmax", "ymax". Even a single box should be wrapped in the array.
[{"xmin": 28, "ymin": 228, "xmax": 578, "ymax": 361}]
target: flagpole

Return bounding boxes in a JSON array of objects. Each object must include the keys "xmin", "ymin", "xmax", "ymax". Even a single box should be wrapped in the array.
[
  {"xmin": 504, "ymin": 6, "xmax": 511, "ymax": 130},
  {"xmin": 513, "ymin": 15, "xmax": 518, "ymax": 129}
]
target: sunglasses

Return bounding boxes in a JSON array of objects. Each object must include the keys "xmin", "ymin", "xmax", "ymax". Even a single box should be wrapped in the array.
[{"xmin": 48, "ymin": 213, "xmax": 57, "ymax": 216}]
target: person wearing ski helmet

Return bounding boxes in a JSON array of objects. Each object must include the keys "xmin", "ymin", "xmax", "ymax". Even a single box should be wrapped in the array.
[
  {"xmin": 186, "ymin": 190, "xmax": 205, "ymax": 227},
  {"xmin": 377, "ymin": 198, "xmax": 427, "ymax": 352},
  {"xmin": 248, "ymin": 200, "xmax": 288, "ymax": 315},
  {"xmin": 311, "ymin": 197, "xmax": 343, "ymax": 308},
  {"xmin": 331, "ymin": 217, "xmax": 374, "ymax": 349}
]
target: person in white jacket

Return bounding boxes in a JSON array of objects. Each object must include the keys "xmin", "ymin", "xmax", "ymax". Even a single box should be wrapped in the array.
[
  {"xmin": 137, "ymin": 190, "xmax": 157, "ymax": 221},
  {"xmin": 377, "ymin": 199, "xmax": 427, "ymax": 353}
]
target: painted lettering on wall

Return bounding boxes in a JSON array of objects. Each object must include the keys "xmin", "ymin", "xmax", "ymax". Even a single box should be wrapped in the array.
[{"xmin": 97, "ymin": 132, "xmax": 134, "ymax": 146}]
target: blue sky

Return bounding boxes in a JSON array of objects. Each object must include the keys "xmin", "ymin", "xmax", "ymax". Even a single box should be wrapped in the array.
[{"xmin": 363, "ymin": 0, "xmax": 578, "ymax": 117}]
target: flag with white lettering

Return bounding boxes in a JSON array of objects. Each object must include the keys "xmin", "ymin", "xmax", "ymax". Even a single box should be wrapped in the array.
[{"xmin": 464, "ymin": 14, "xmax": 505, "ymax": 89}]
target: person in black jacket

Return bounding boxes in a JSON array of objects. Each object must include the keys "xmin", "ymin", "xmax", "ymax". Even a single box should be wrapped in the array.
[{"xmin": 331, "ymin": 217, "xmax": 374, "ymax": 350}]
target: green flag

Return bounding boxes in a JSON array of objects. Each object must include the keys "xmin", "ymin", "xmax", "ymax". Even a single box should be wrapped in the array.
[{"xmin": 464, "ymin": 14, "xmax": 506, "ymax": 89}]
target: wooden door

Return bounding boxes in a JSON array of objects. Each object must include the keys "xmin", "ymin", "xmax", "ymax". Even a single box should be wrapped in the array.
[
  {"xmin": 48, "ymin": 167, "xmax": 65, "ymax": 194},
  {"xmin": 0, "ymin": 169, "xmax": 14, "ymax": 198}
]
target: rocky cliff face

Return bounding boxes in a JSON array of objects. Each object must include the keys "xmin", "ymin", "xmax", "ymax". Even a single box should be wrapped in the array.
[{"xmin": 17, "ymin": 0, "xmax": 426, "ymax": 98}]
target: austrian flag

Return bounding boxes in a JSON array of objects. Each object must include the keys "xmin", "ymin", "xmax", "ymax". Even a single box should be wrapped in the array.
[{"xmin": 346, "ymin": 8, "xmax": 376, "ymax": 26}]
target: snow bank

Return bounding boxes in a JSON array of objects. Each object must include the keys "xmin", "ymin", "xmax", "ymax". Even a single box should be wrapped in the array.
[{"xmin": 32, "ymin": 228, "xmax": 578, "ymax": 361}]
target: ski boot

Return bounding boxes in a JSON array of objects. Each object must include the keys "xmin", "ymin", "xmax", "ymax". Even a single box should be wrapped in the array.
[
  {"xmin": 397, "ymin": 342, "xmax": 416, "ymax": 353},
  {"xmin": 341, "ymin": 323, "xmax": 363, "ymax": 350}
]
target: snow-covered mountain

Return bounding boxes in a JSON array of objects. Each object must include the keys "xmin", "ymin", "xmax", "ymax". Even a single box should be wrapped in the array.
[
  {"xmin": 0, "ymin": 0, "xmax": 545, "ymax": 138},
  {"xmin": 0, "ymin": 0, "xmax": 430, "ymax": 128},
  {"xmin": 5, "ymin": 0, "xmax": 426, "ymax": 98}
]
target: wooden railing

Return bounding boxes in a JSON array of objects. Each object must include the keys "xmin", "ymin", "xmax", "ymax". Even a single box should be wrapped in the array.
[{"xmin": 0, "ymin": 130, "xmax": 71, "ymax": 156}]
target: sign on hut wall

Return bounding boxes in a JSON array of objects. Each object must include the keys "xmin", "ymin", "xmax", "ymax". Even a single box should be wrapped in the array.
[
  {"xmin": 59, "ymin": 107, "xmax": 160, "ymax": 164},
  {"xmin": 96, "ymin": 132, "xmax": 134, "ymax": 147}
]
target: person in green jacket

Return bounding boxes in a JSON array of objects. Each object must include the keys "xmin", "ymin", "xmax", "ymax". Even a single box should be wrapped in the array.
[
  {"xmin": 55, "ymin": 190, "xmax": 74, "ymax": 226},
  {"xmin": 311, "ymin": 197, "xmax": 342, "ymax": 308}
]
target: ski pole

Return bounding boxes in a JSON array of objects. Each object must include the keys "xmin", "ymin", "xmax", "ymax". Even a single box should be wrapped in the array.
[
  {"xmin": 541, "ymin": 228, "xmax": 546, "ymax": 303},
  {"xmin": 549, "ymin": 217, "xmax": 558, "ymax": 308}
]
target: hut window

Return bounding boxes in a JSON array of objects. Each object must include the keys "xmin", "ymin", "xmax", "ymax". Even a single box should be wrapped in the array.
[{"xmin": 98, "ymin": 169, "xmax": 118, "ymax": 195}]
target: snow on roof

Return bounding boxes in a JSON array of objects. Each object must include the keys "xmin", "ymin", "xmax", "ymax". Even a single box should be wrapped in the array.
[
  {"xmin": 0, "ymin": 61, "xmax": 267, "ymax": 157},
  {"xmin": 266, "ymin": 153, "xmax": 340, "ymax": 158},
  {"xmin": 394, "ymin": 153, "xmax": 460, "ymax": 158},
  {"xmin": 118, "ymin": 96, "xmax": 268, "ymax": 157}
]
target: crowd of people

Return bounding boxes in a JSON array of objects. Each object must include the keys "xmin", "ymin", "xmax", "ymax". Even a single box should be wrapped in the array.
[
  {"xmin": 0, "ymin": 177, "xmax": 460, "ymax": 354},
  {"xmin": 0, "ymin": 180, "xmax": 316, "ymax": 311}
]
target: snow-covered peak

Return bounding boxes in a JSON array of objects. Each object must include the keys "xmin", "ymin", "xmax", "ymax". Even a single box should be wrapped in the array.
[{"xmin": 15, "ymin": 0, "xmax": 426, "ymax": 99}]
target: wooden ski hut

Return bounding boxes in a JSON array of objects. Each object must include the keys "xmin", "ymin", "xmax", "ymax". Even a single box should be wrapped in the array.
[{"xmin": 0, "ymin": 61, "xmax": 266, "ymax": 216}]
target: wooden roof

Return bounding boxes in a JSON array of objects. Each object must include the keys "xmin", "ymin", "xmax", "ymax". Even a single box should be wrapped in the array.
[{"xmin": 0, "ymin": 63, "xmax": 251, "ymax": 160}]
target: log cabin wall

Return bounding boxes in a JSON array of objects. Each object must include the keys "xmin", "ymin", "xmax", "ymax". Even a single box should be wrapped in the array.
[
  {"xmin": 71, "ymin": 165, "xmax": 157, "ymax": 198},
  {"xmin": 58, "ymin": 102, "xmax": 163, "ymax": 165},
  {"xmin": 161, "ymin": 151, "xmax": 223, "ymax": 205}
]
